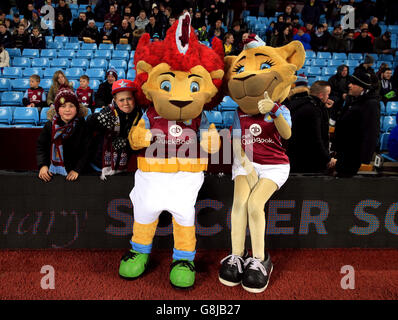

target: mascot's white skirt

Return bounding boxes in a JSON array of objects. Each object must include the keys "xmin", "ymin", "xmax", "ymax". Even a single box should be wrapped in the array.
[
  {"xmin": 232, "ymin": 158, "xmax": 290, "ymax": 190},
  {"xmin": 130, "ymin": 169, "xmax": 204, "ymax": 227}
]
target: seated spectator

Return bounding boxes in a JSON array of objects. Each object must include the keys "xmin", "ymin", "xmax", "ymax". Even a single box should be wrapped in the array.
[
  {"xmin": 276, "ymin": 25, "xmax": 293, "ymax": 47},
  {"xmin": 301, "ymin": 0, "xmax": 322, "ymax": 26},
  {"xmin": 104, "ymin": 4, "xmax": 121, "ymax": 28},
  {"xmin": 10, "ymin": 13, "xmax": 21, "ymax": 33},
  {"xmin": 55, "ymin": 0, "xmax": 72, "ymax": 22},
  {"xmin": 223, "ymin": 33, "xmax": 236, "ymax": 56},
  {"xmin": 283, "ymin": 4, "xmax": 298, "ymax": 21},
  {"xmin": 47, "ymin": 70, "xmax": 73, "ymax": 108},
  {"xmin": 230, "ymin": 21, "xmax": 243, "ymax": 49},
  {"xmin": 376, "ymin": 63, "xmax": 390, "ymax": 79},
  {"xmin": 293, "ymin": 27, "xmax": 311, "ymax": 50},
  {"xmin": 368, "ymin": 16, "xmax": 381, "ymax": 38},
  {"xmin": 100, "ymin": 20, "xmax": 117, "ymax": 44},
  {"xmin": 79, "ymin": 19, "xmax": 100, "ymax": 43},
  {"xmin": 327, "ymin": 25, "xmax": 345, "ymax": 52},
  {"xmin": 54, "ymin": 13, "xmax": 71, "ymax": 37},
  {"xmin": 128, "ymin": 16, "xmax": 138, "ymax": 33},
  {"xmin": 145, "ymin": 15, "xmax": 161, "ymax": 39},
  {"xmin": 72, "ymin": 12, "xmax": 88, "ymax": 37},
  {"xmin": 152, "ymin": 5, "xmax": 167, "ymax": 33},
  {"xmin": 87, "ymin": 79, "xmax": 142, "ymax": 179},
  {"xmin": 208, "ymin": 19, "xmax": 225, "ymax": 42},
  {"xmin": 37, "ymin": 88, "xmax": 89, "ymax": 182},
  {"xmin": 328, "ymin": 65, "xmax": 352, "ymax": 123},
  {"xmin": 374, "ymin": 31, "xmax": 396, "ymax": 55},
  {"xmin": 0, "ymin": 22, "xmax": 12, "ymax": 48},
  {"xmin": 354, "ymin": 23, "xmax": 375, "ymax": 43},
  {"xmin": 131, "ymin": 28, "xmax": 145, "ymax": 50},
  {"xmin": 29, "ymin": 10, "xmax": 42, "ymax": 33},
  {"xmin": 85, "ymin": 5, "xmax": 95, "ymax": 21},
  {"xmin": 311, "ymin": 24, "xmax": 329, "ymax": 51},
  {"xmin": 76, "ymin": 75, "xmax": 95, "ymax": 112},
  {"xmin": 0, "ymin": 43, "xmax": 9, "ymax": 67},
  {"xmin": 343, "ymin": 29, "xmax": 355, "ymax": 53},
  {"xmin": 353, "ymin": 27, "xmax": 373, "ymax": 53},
  {"xmin": 95, "ymin": 68, "xmax": 118, "ymax": 109},
  {"xmin": 165, "ymin": 16, "xmax": 176, "ymax": 33},
  {"xmin": 23, "ymin": 3, "xmax": 35, "ymax": 22},
  {"xmin": 192, "ymin": 10, "xmax": 205, "ymax": 30},
  {"xmin": 325, "ymin": 0, "xmax": 341, "ymax": 27},
  {"xmin": 287, "ymin": 80, "xmax": 336, "ymax": 173},
  {"xmin": 116, "ymin": 19, "xmax": 134, "ymax": 44},
  {"xmin": 388, "ymin": 114, "xmax": 398, "ymax": 160},
  {"xmin": 379, "ymin": 68, "xmax": 396, "ymax": 104},
  {"xmin": 12, "ymin": 24, "xmax": 31, "ymax": 49},
  {"xmin": 22, "ymin": 74, "xmax": 47, "ymax": 112},
  {"xmin": 135, "ymin": 10, "xmax": 149, "ymax": 30}
]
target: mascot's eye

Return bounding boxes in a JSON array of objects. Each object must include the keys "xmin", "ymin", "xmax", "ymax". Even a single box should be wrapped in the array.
[
  {"xmin": 160, "ymin": 80, "xmax": 171, "ymax": 92},
  {"xmin": 233, "ymin": 64, "xmax": 244, "ymax": 74},
  {"xmin": 190, "ymin": 81, "xmax": 200, "ymax": 92},
  {"xmin": 260, "ymin": 62, "xmax": 271, "ymax": 70}
]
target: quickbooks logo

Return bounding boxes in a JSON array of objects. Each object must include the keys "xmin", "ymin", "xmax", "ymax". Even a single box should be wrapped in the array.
[
  {"xmin": 169, "ymin": 125, "xmax": 183, "ymax": 137},
  {"xmin": 249, "ymin": 124, "xmax": 262, "ymax": 137}
]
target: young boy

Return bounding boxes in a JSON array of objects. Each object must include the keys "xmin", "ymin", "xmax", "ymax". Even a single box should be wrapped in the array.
[
  {"xmin": 76, "ymin": 75, "xmax": 94, "ymax": 112},
  {"xmin": 22, "ymin": 74, "xmax": 47, "ymax": 112}
]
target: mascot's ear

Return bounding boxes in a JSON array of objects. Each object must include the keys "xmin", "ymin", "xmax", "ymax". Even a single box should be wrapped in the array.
[
  {"xmin": 210, "ymin": 69, "xmax": 224, "ymax": 80},
  {"xmin": 275, "ymin": 40, "xmax": 305, "ymax": 70},
  {"xmin": 224, "ymin": 55, "xmax": 237, "ymax": 73},
  {"xmin": 136, "ymin": 60, "xmax": 153, "ymax": 75}
]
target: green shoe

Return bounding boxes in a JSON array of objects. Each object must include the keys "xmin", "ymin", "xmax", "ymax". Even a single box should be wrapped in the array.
[
  {"xmin": 170, "ymin": 259, "xmax": 196, "ymax": 289},
  {"xmin": 119, "ymin": 249, "xmax": 149, "ymax": 280}
]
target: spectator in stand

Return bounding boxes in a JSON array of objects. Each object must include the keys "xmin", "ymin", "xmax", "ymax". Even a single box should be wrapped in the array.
[
  {"xmin": 0, "ymin": 43, "xmax": 9, "ymax": 67},
  {"xmin": 301, "ymin": 0, "xmax": 323, "ymax": 27},
  {"xmin": 192, "ymin": 10, "xmax": 205, "ymax": 30},
  {"xmin": 104, "ymin": 4, "xmax": 121, "ymax": 28},
  {"xmin": 274, "ymin": 14, "xmax": 285, "ymax": 33},
  {"xmin": 152, "ymin": 5, "xmax": 167, "ymax": 34},
  {"xmin": 379, "ymin": 68, "xmax": 396, "ymax": 104},
  {"xmin": 85, "ymin": 5, "xmax": 95, "ymax": 21},
  {"xmin": 47, "ymin": 70, "xmax": 73, "ymax": 108},
  {"xmin": 100, "ymin": 20, "xmax": 116, "ymax": 44},
  {"xmin": 116, "ymin": 19, "xmax": 133, "ymax": 44},
  {"xmin": 23, "ymin": 3, "xmax": 35, "ymax": 22},
  {"xmin": 95, "ymin": 68, "xmax": 118, "ymax": 109},
  {"xmin": 55, "ymin": 0, "xmax": 72, "ymax": 22},
  {"xmin": 328, "ymin": 65, "xmax": 352, "ymax": 123},
  {"xmin": 165, "ymin": 16, "xmax": 176, "ymax": 33},
  {"xmin": 79, "ymin": 19, "xmax": 100, "ymax": 44},
  {"xmin": 229, "ymin": 21, "xmax": 243, "ymax": 53},
  {"xmin": 326, "ymin": 25, "xmax": 345, "ymax": 52},
  {"xmin": 54, "ymin": 13, "xmax": 72, "ymax": 37},
  {"xmin": 135, "ymin": 10, "xmax": 149, "ymax": 30},
  {"xmin": 311, "ymin": 24, "xmax": 329, "ymax": 51},
  {"xmin": 37, "ymin": 88, "xmax": 90, "ymax": 182},
  {"xmin": 265, "ymin": 21, "xmax": 275, "ymax": 45},
  {"xmin": 368, "ymin": 16, "xmax": 381, "ymax": 38},
  {"xmin": 12, "ymin": 24, "xmax": 31, "ymax": 49},
  {"xmin": 131, "ymin": 28, "xmax": 145, "ymax": 50},
  {"xmin": 129, "ymin": 16, "xmax": 138, "ymax": 33},
  {"xmin": 29, "ymin": 10, "xmax": 42, "ymax": 33},
  {"xmin": 10, "ymin": 14, "xmax": 21, "ymax": 33},
  {"xmin": 374, "ymin": 31, "xmax": 396, "ymax": 55},
  {"xmin": 353, "ymin": 27, "xmax": 373, "ymax": 53},
  {"xmin": 293, "ymin": 27, "xmax": 311, "ymax": 50},
  {"xmin": 283, "ymin": 4, "xmax": 297, "ymax": 21},
  {"xmin": 387, "ymin": 114, "xmax": 398, "ymax": 160},
  {"xmin": 223, "ymin": 33, "xmax": 235, "ymax": 56},
  {"xmin": 22, "ymin": 74, "xmax": 47, "ymax": 112},
  {"xmin": 343, "ymin": 29, "xmax": 355, "ymax": 53},
  {"xmin": 354, "ymin": 54, "xmax": 378, "ymax": 91},
  {"xmin": 145, "ymin": 15, "xmax": 161, "ymax": 39},
  {"xmin": 20, "ymin": 18, "xmax": 31, "ymax": 33},
  {"xmin": 197, "ymin": 24, "xmax": 208, "ymax": 42},
  {"xmin": 276, "ymin": 25, "xmax": 293, "ymax": 47},
  {"xmin": 325, "ymin": 0, "xmax": 342, "ymax": 27},
  {"xmin": 287, "ymin": 80, "xmax": 336, "ymax": 173},
  {"xmin": 72, "ymin": 12, "xmax": 88, "ymax": 37},
  {"xmin": 208, "ymin": 18, "xmax": 225, "ymax": 42},
  {"xmin": 0, "ymin": 22, "xmax": 12, "ymax": 48},
  {"xmin": 354, "ymin": 23, "xmax": 375, "ymax": 43},
  {"xmin": 76, "ymin": 75, "xmax": 95, "ymax": 113},
  {"xmin": 30, "ymin": 26, "xmax": 46, "ymax": 49},
  {"xmin": 376, "ymin": 62, "xmax": 390, "ymax": 79},
  {"xmin": 333, "ymin": 70, "xmax": 380, "ymax": 177}
]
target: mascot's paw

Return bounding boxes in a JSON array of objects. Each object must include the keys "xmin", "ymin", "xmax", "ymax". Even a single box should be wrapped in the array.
[
  {"xmin": 258, "ymin": 92, "xmax": 275, "ymax": 115},
  {"xmin": 200, "ymin": 123, "xmax": 221, "ymax": 154},
  {"xmin": 170, "ymin": 260, "xmax": 195, "ymax": 289},
  {"xmin": 128, "ymin": 119, "xmax": 152, "ymax": 150},
  {"xmin": 119, "ymin": 249, "xmax": 149, "ymax": 280}
]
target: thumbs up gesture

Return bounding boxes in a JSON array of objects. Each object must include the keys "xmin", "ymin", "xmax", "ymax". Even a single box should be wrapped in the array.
[
  {"xmin": 128, "ymin": 119, "xmax": 152, "ymax": 150},
  {"xmin": 258, "ymin": 91, "xmax": 275, "ymax": 114},
  {"xmin": 200, "ymin": 123, "xmax": 221, "ymax": 154}
]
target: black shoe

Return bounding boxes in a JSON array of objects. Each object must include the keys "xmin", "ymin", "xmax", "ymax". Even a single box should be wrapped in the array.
[
  {"xmin": 242, "ymin": 253, "xmax": 273, "ymax": 293},
  {"xmin": 218, "ymin": 250, "xmax": 249, "ymax": 287}
]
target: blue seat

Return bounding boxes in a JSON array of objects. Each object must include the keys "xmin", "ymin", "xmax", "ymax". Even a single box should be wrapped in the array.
[
  {"xmin": 348, "ymin": 53, "xmax": 363, "ymax": 60},
  {"xmin": 380, "ymin": 101, "xmax": 386, "ymax": 115},
  {"xmin": 76, "ymin": 50, "xmax": 93, "ymax": 59},
  {"xmin": 51, "ymin": 58, "xmax": 70, "ymax": 68},
  {"xmin": 114, "ymin": 69, "xmax": 125, "ymax": 79},
  {"xmin": 40, "ymin": 49, "xmax": 57, "ymax": 58},
  {"xmin": 312, "ymin": 59, "xmax": 327, "ymax": 67},
  {"xmin": 345, "ymin": 60, "xmax": 359, "ymax": 67},
  {"xmin": 112, "ymin": 50, "xmax": 129, "ymax": 60},
  {"xmin": 99, "ymin": 43, "xmax": 114, "ymax": 50},
  {"xmin": 128, "ymin": 59, "xmax": 135, "ymax": 69},
  {"xmin": 380, "ymin": 54, "xmax": 394, "ymax": 61},
  {"xmin": 304, "ymin": 59, "xmax": 312, "ymax": 66},
  {"xmin": 22, "ymin": 49, "xmax": 39, "ymax": 58},
  {"xmin": 380, "ymin": 132, "xmax": 390, "ymax": 151},
  {"xmin": 204, "ymin": 110, "xmax": 223, "ymax": 125},
  {"xmin": 64, "ymin": 42, "xmax": 80, "ymax": 50},
  {"xmin": 0, "ymin": 107, "xmax": 13, "ymax": 124},
  {"xmin": 332, "ymin": 53, "xmax": 347, "ymax": 60},
  {"xmin": 13, "ymin": 107, "xmax": 39, "ymax": 125},
  {"xmin": 386, "ymin": 101, "xmax": 398, "ymax": 115},
  {"xmin": 31, "ymin": 58, "xmax": 50, "ymax": 68},
  {"xmin": 7, "ymin": 48, "xmax": 21, "ymax": 57},
  {"xmin": 69, "ymin": 37, "xmax": 80, "ymax": 43},
  {"xmin": 11, "ymin": 79, "xmax": 30, "ymax": 91},
  {"xmin": 69, "ymin": 79, "xmax": 79, "ymax": 89},
  {"xmin": 219, "ymin": 96, "xmax": 238, "ymax": 111},
  {"xmin": 40, "ymin": 107, "xmax": 50, "ymax": 124},
  {"xmin": 317, "ymin": 52, "xmax": 331, "ymax": 59},
  {"xmin": 58, "ymin": 49, "xmax": 76, "ymax": 58},
  {"xmin": 89, "ymin": 58, "xmax": 108, "ymax": 69},
  {"xmin": 12, "ymin": 57, "xmax": 31, "ymax": 67},
  {"xmin": 116, "ymin": 44, "xmax": 131, "ymax": 51},
  {"xmin": 1, "ymin": 91, "xmax": 24, "ymax": 106},
  {"xmin": 382, "ymin": 116, "xmax": 396, "ymax": 132},
  {"xmin": 328, "ymin": 59, "xmax": 345, "ymax": 67},
  {"xmin": 40, "ymin": 79, "xmax": 52, "ymax": 90},
  {"xmin": 65, "ymin": 68, "xmax": 84, "ymax": 79},
  {"xmin": 95, "ymin": 50, "xmax": 112, "ymax": 60},
  {"xmin": 47, "ymin": 42, "xmax": 63, "ymax": 49},
  {"xmin": 130, "ymin": 51, "xmax": 135, "ymax": 59},
  {"xmin": 94, "ymin": 107, "xmax": 102, "ymax": 113},
  {"xmin": 85, "ymin": 68, "xmax": 106, "ymax": 80},
  {"xmin": 45, "ymin": 36, "xmax": 53, "ymax": 43},
  {"xmin": 0, "ymin": 78, "xmax": 11, "ymax": 91},
  {"xmin": 222, "ymin": 111, "xmax": 235, "ymax": 127},
  {"xmin": 43, "ymin": 67, "xmax": 65, "ymax": 78},
  {"xmin": 71, "ymin": 58, "xmax": 89, "ymax": 68},
  {"xmin": 53, "ymin": 36, "xmax": 68, "ymax": 44},
  {"xmin": 127, "ymin": 69, "xmax": 136, "ymax": 80},
  {"xmin": 2, "ymin": 67, "xmax": 22, "ymax": 79},
  {"xmin": 109, "ymin": 59, "xmax": 127, "ymax": 70},
  {"xmin": 90, "ymin": 79, "xmax": 100, "ymax": 90},
  {"xmin": 307, "ymin": 66, "xmax": 322, "ymax": 76},
  {"xmin": 322, "ymin": 67, "xmax": 337, "ymax": 76},
  {"xmin": 81, "ymin": 43, "xmax": 97, "ymax": 50}
]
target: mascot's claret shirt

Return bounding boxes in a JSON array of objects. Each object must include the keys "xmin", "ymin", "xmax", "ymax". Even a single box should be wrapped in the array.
[
  {"xmin": 137, "ymin": 107, "xmax": 210, "ymax": 172},
  {"xmin": 232, "ymin": 106, "xmax": 291, "ymax": 165}
]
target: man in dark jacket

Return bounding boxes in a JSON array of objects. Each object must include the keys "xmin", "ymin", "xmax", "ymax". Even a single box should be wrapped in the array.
[
  {"xmin": 328, "ymin": 65, "xmax": 352, "ymax": 122},
  {"xmin": 79, "ymin": 19, "xmax": 100, "ymax": 43},
  {"xmin": 333, "ymin": 70, "xmax": 380, "ymax": 177},
  {"xmin": 72, "ymin": 12, "xmax": 88, "ymax": 37},
  {"xmin": 353, "ymin": 28, "xmax": 373, "ymax": 53},
  {"xmin": 95, "ymin": 68, "xmax": 118, "ymax": 109},
  {"xmin": 287, "ymin": 80, "xmax": 336, "ymax": 173}
]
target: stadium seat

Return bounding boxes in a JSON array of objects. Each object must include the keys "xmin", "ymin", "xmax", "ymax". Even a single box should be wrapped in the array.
[
  {"xmin": 89, "ymin": 58, "xmax": 108, "ymax": 69},
  {"xmin": 95, "ymin": 50, "xmax": 112, "ymax": 60},
  {"xmin": 328, "ymin": 59, "xmax": 345, "ymax": 67},
  {"xmin": 7, "ymin": 48, "xmax": 21, "ymax": 57},
  {"xmin": 128, "ymin": 59, "xmax": 135, "ymax": 69},
  {"xmin": 65, "ymin": 68, "xmax": 84, "ymax": 79},
  {"xmin": 332, "ymin": 53, "xmax": 347, "ymax": 60},
  {"xmin": 81, "ymin": 43, "xmax": 97, "ymax": 50},
  {"xmin": 380, "ymin": 101, "xmax": 386, "ymax": 115},
  {"xmin": 345, "ymin": 60, "xmax": 359, "ymax": 67},
  {"xmin": 130, "ymin": 51, "xmax": 135, "ymax": 59},
  {"xmin": 109, "ymin": 60, "xmax": 127, "ymax": 70},
  {"xmin": 0, "ymin": 107, "xmax": 13, "ymax": 124},
  {"xmin": 347, "ymin": 53, "xmax": 363, "ymax": 60},
  {"xmin": 58, "ymin": 49, "xmax": 76, "ymax": 59},
  {"xmin": 0, "ymin": 78, "xmax": 11, "ymax": 91},
  {"xmin": 12, "ymin": 57, "xmax": 31, "ymax": 67},
  {"xmin": 76, "ymin": 50, "xmax": 94, "ymax": 59},
  {"xmin": 22, "ymin": 49, "xmax": 39, "ymax": 58},
  {"xmin": 11, "ymin": 79, "xmax": 30, "ymax": 91},
  {"xmin": 45, "ymin": 36, "xmax": 53, "ymax": 43},
  {"xmin": 126, "ymin": 69, "xmax": 136, "ymax": 80},
  {"xmin": 1, "ymin": 91, "xmax": 23, "ymax": 106},
  {"xmin": 2, "ymin": 67, "xmax": 22, "ymax": 79},
  {"xmin": 222, "ymin": 111, "xmax": 235, "ymax": 127},
  {"xmin": 13, "ymin": 107, "xmax": 39, "ymax": 125},
  {"xmin": 380, "ymin": 132, "xmax": 390, "ymax": 151},
  {"xmin": 69, "ymin": 37, "xmax": 80, "ymax": 43},
  {"xmin": 317, "ymin": 52, "xmax": 331, "ymax": 59},
  {"xmin": 31, "ymin": 58, "xmax": 50, "ymax": 68},
  {"xmin": 51, "ymin": 58, "xmax": 70, "ymax": 68},
  {"xmin": 47, "ymin": 42, "xmax": 63, "ymax": 49},
  {"xmin": 86, "ymin": 68, "xmax": 106, "ymax": 80},
  {"xmin": 40, "ymin": 79, "xmax": 52, "ymax": 90},
  {"xmin": 322, "ymin": 67, "xmax": 337, "ymax": 76},
  {"xmin": 204, "ymin": 110, "xmax": 223, "ymax": 125},
  {"xmin": 116, "ymin": 44, "xmax": 131, "ymax": 51},
  {"xmin": 380, "ymin": 54, "xmax": 394, "ymax": 62},
  {"xmin": 386, "ymin": 101, "xmax": 398, "ymax": 115},
  {"xmin": 53, "ymin": 36, "xmax": 68, "ymax": 44},
  {"xmin": 312, "ymin": 59, "xmax": 327, "ymax": 67},
  {"xmin": 99, "ymin": 43, "xmax": 114, "ymax": 50},
  {"xmin": 219, "ymin": 96, "xmax": 239, "ymax": 111},
  {"xmin": 382, "ymin": 116, "xmax": 396, "ymax": 132},
  {"xmin": 71, "ymin": 58, "xmax": 90, "ymax": 68},
  {"xmin": 112, "ymin": 50, "xmax": 129, "ymax": 60},
  {"xmin": 69, "ymin": 79, "xmax": 79, "ymax": 89},
  {"xmin": 40, "ymin": 49, "xmax": 57, "ymax": 58},
  {"xmin": 307, "ymin": 67, "xmax": 322, "ymax": 76},
  {"xmin": 90, "ymin": 80, "xmax": 100, "ymax": 90},
  {"xmin": 44, "ymin": 67, "xmax": 65, "ymax": 78},
  {"xmin": 304, "ymin": 59, "xmax": 312, "ymax": 66},
  {"xmin": 94, "ymin": 108, "xmax": 102, "ymax": 113},
  {"xmin": 40, "ymin": 107, "xmax": 50, "ymax": 124},
  {"xmin": 114, "ymin": 69, "xmax": 125, "ymax": 79},
  {"xmin": 64, "ymin": 42, "xmax": 80, "ymax": 50}
]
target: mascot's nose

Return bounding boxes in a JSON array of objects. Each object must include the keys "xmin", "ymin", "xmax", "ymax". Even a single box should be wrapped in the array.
[
  {"xmin": 169, "ymin": 100, "xmax": 192, "ymax": 108},
  {"xmin": 234, "ymin": 73, "xmax": 256, "ymax": 81}
]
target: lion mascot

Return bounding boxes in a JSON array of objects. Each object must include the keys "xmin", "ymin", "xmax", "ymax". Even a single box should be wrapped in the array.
[
  {"xmin": 218, "ymin": 34, "xmax": 305, "ymax": 293},
  {"xmin": 118, "ymin": 12, "xmax": 225, "ymax": 289}
]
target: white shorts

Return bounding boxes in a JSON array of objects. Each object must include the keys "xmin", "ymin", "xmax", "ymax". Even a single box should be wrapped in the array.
[
  {"xmin": 232, "ymin": 159, "xmax": 290, "ymax": 189},
  {"xmin": 130, "ymin": 170, "xmax": 204, "ymax": 227}
]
